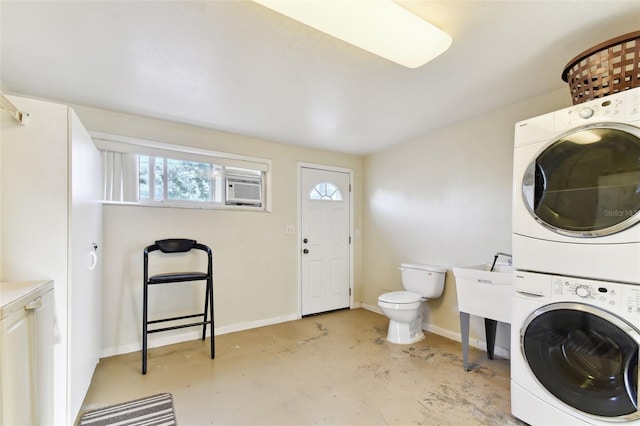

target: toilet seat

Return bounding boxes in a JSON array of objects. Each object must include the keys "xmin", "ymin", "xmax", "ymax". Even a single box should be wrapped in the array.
[
  {"xmin": 378, "ymin": 291, "xmax": 423, "ymax": 310},
  {"xmin": 378, "ymin": 291, "xmax": 422, "ymax": 304}
]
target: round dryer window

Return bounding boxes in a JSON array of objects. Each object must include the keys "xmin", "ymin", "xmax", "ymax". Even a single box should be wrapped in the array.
[{"xmin": 522, "ymin": 122, "xmax": 640, "ymax": 237}]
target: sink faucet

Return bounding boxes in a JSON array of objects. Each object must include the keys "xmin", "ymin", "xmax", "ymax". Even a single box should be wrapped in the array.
[{"xmin": 491, "ymin": 252, "xmax": 512, "ymax": 271}]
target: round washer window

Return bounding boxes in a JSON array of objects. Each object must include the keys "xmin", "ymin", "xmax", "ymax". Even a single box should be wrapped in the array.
[{"xmin": 522, "ymin": 303, "xmax": 640, "ymax": 419}]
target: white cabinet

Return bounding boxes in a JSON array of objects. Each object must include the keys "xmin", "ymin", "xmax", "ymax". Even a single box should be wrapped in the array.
[
  {"xmin": 0, "ymin": 280, "xmax": 54, "ymax": 425},
  {"xmin": 0, "ymin": 96, "xmax": 103, "ymax": 425}
]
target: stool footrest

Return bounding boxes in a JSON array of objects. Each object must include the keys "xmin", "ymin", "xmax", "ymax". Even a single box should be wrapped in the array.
[
  {"xmin": 147, "ymin": 320, "xmax": 212, "ymax": 334},
  {"xmin": 148, "ymin": 313, "xmax": 204, "ymax": 325}
]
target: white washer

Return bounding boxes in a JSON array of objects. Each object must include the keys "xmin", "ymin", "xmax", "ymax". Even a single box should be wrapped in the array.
[
  {"xmin": 512, "ymin": 271, "xmax": 640, "ymax": 425},
  {"xmin": 512, "ymin": 86, "xmax": 640, "ymax": 283}
]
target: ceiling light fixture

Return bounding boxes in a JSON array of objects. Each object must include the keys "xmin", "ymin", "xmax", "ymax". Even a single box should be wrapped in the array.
[{"xmin": 252, "ymin": 0, "xmax": 452, "ymax": 69}]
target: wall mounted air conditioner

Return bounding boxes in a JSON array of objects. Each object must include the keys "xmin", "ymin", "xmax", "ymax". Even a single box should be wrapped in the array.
[{"xmin": 225, "ymin": 175, "xmax": 262, "ymax": 206}]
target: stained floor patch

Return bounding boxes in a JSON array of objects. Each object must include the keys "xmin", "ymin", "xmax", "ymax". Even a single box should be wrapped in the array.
[{"xmin": 80, "ymin": 309, "xmax": 524, "ymax": 426}]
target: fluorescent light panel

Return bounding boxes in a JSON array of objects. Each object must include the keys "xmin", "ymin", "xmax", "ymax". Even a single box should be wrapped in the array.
[{"xmin": 253, "ymin": 0, "xmax": 452, "ymax": 69}]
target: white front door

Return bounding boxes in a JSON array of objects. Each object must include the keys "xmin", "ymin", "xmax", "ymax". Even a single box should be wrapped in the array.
[{"xmin": 300, "ymin": 166, "xmax": 351, "ymax": 316}]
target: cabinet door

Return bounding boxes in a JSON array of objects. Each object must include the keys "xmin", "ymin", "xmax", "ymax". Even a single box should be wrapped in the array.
[
  {"xmin": 33, "ymin": 290, "xmax": 55, "ymax": 425},
  {"xmin": 0, "ymin": 307, "xmax": 35, "ymax": 425},
  {"xmin": 68, "ymin": 110, "xmax": 103, "ymax": 419}
]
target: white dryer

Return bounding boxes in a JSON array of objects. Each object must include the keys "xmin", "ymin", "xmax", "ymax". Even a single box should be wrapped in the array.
[
  {"xmin": 511, "ymin": 271, "xmax": 640, "ymax": 425},
  {"xmin": 512, "ymin": 86, "xmax": 640, "ymax": 283}
]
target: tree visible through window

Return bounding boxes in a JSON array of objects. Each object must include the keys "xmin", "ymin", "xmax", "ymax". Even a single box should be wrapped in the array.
[
  {"xmin": 139, "ymin": 156, "xmax": 221, "ymax": 202},
  {"xmin": 310, "ymin": 182, "xmax": 343, "ymax": 201}
]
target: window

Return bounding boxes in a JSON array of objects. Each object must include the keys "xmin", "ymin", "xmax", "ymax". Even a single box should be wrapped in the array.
[
  {"xmin": 138, "ymin": 156, "xmax": 223, "ymax": 203},
  {"xmin": 310, "ymin": 182, "xmax": 343, "ymax": 201},
  {"xmin": 92, "ymin": 132, "xmax": 271, "ymax": 210}
]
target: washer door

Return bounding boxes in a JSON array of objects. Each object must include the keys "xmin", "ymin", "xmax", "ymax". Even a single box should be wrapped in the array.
[
  {"xmin": 522, "ymin": 302, "xmax": 640, "ymax": 420},
  {"xmin": 522, "ymin": 122, "xmax": 640, "ymax": 237}
]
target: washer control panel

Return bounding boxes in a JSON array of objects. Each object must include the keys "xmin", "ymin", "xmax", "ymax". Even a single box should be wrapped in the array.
[
  {"xmin": 551, "ymin": 275, "xmax": 640, "ymax": 321},
  {"xmin": 552, "ymin": 277, "xmax": 618, "ymax": 305}
]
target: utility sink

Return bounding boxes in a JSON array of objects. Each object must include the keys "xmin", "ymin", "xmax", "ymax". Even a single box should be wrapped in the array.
[{"xmin": 452, "ymin": 264, "xmax": 513, "ymax": 323}]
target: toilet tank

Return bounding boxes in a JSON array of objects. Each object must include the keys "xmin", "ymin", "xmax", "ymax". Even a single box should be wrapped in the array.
[{"xmin": 400, "ymin": 263, "xmax": 446, "ymax": 298}]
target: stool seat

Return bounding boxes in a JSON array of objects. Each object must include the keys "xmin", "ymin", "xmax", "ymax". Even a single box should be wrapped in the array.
[
  {"xmin": 149, "ymin": 272, "xmax": 209, "ymax": 284},
  {"xmin": 142, "ymin": 238, "xmax": 214, "ymax": 374}
]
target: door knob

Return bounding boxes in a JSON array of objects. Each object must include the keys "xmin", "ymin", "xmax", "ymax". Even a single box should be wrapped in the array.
[
  {"xmin": 303, "ymin": 238, "xmax": 308, "ymax": 244},
  {"xmin": 303, "ymin": 249, "xmax": 309, "ymax": 254}
]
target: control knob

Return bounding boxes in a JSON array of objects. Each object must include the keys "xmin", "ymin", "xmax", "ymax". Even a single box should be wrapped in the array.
[
  {"xmin": 575, "ymin": 285, "xmax": 590, "ymax": 298},
  {"xmin": 579, "ymin": 108, "xmax": 594, "ymax": 119}
]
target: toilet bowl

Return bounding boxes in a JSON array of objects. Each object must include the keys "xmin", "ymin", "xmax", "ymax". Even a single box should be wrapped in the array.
[
  {"xmin": 378, "ymin": 291, "xmax": 426, "ymax": 344},
  {"xmin": 377, "ymin": 264, "xmax": 446, "ymax": 344}
]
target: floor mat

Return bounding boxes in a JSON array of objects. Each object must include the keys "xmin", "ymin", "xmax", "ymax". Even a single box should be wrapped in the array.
[{"xmin": 79, "ymin": 393, "xmax": 176, "ymax": 426}]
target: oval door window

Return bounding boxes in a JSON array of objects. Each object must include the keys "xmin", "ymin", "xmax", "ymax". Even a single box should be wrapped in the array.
[
  {"xmin": 522, "ymin": 303, "xmax": 640, "ymax": 419},
  {"xmin": 522, "ymin": 123, "xmax": 640, "ymax": 236}
]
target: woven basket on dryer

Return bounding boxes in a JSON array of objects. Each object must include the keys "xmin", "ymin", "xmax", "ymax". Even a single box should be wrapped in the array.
[{"xmin": 562, "ymin": 31, "xmax": 640, "ymax": 105}]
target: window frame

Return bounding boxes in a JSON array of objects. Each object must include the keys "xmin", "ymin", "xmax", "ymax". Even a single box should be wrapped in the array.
[{"xmin": 91, "ymin": 132, "xmax": 271, "ymax": 212}]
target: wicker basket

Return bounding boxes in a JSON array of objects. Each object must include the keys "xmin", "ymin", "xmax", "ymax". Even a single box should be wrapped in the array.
[{"xmin": 562, "ymin": 31, "xmax": 640, "ymax": 105}]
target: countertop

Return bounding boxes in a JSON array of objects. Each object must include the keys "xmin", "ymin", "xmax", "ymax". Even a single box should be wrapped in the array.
[{"xmin": 0, "ymin": 280, "xmax": 54, "ymax": 320}]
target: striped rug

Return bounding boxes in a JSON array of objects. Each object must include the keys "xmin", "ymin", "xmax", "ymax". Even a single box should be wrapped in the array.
[{"xmin": 79, "ymin": 393, "xmax": 176, "ymax": 426}]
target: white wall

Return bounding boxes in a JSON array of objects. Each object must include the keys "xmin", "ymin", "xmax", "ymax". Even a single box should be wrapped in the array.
[
  {"xmin": 70, "ymin": 104, "xmax": 364, "ymax": 357},
  {"xmin": 362, "ymin": 87, "xmax": 572, "ymax": 357},
  {"xmin": 30, "ymin": 85, "xmax": 575, "ymax": 360}
]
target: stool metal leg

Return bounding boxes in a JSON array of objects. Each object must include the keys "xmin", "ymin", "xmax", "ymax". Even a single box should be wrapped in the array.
[
  {"xmin": 142, "ymin": 281, "xmax": 148, "ymax": 374},
  {"xmin": 209, "ymin": 278, "xmax": 215, "ymax": 359},
  {"xmin": 202, "ymin": 283, "xmax": 209, "ymax": 341}
]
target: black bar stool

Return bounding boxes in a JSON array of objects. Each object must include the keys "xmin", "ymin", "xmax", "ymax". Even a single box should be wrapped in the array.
[{"xmin": 142, "ymin": 238, "xmax": 215, "ymax": 374}]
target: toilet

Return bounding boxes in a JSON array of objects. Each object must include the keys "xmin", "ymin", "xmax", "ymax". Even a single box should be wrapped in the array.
[{"xmin": 377, "ymin": 263, "xmax": 446, "ymax": 344}]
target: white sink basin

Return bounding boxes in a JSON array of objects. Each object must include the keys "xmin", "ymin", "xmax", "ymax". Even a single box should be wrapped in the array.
[
  {"xmin": 452, "ymin": 264, "xmax": 513, "ymax": 323},
  {"xmin": 453, "ymin": 264, "xmax": 513, "ymax": 285}
]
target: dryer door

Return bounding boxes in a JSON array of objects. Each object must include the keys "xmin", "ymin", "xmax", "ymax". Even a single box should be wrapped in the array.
[
  {"xmin": 522, "ymin": 302, "xmax": 640, "ymax": 420},
  {"xmin": 523, "ymin": 122, "xmax": 640, "ymax": 237}
]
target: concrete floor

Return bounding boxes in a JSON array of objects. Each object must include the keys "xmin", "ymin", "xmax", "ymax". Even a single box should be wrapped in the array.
[{"xmin": 79, "ymin": 308, "xmax": 524, "ymax": 425}]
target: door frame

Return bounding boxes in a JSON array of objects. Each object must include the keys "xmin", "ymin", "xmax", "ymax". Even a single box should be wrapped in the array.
[{"xmin": 297, "ymin": 162, "xmax": 354, "ymax": 318}]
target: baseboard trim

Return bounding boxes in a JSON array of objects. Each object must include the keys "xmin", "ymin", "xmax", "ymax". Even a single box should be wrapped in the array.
[
  {"xmin": 102, "ymin": 306, "xmax": 509, "ymax": 360},
  {"xmin": 100, "ymin": 313, "xmax": 299, "ymax": 358},
  {"xmin": 361, "ymin": 303, "xmax": 382, "ymax": 315},
  {"xmin": 361, "ymin": 304, "xmax": 510, "ymax": 359}
]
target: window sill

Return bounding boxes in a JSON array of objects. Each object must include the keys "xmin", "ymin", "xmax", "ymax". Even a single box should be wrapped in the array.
[{"xmin": 102, "ymin": 200, "xmax": 270, "ymax": 213}]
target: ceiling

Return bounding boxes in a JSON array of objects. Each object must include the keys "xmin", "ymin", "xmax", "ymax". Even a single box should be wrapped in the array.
[{"xmin": 1, "ymin": 1, "xmax": 639, "ymax": 155}]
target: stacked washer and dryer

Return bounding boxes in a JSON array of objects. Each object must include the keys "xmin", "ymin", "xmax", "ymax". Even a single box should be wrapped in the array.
[{"xmin": 511, "ymin": 86, "xmax": 640, "ymax": 425}]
